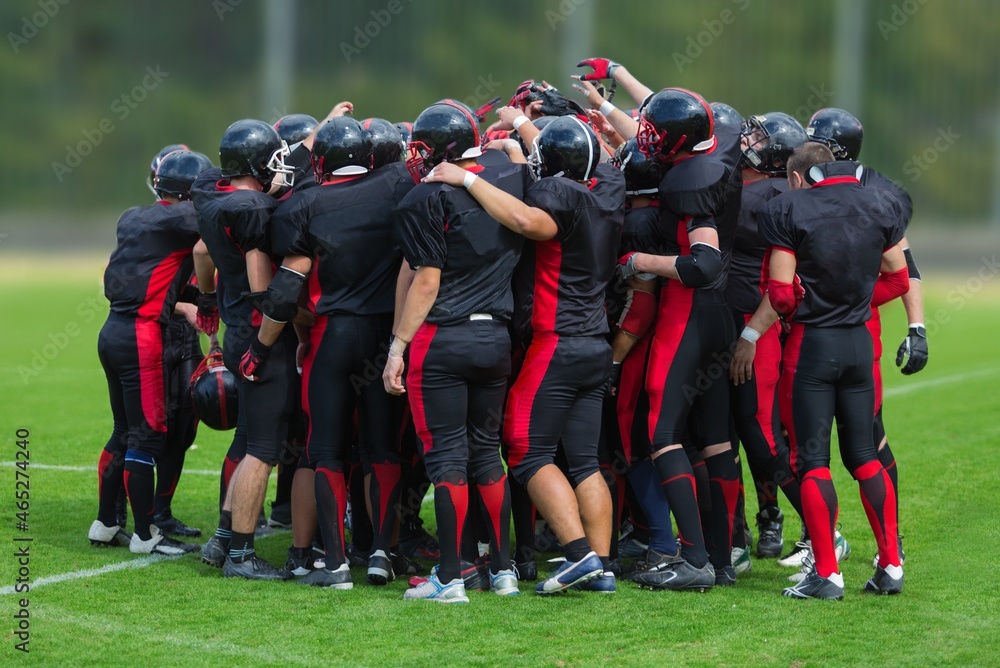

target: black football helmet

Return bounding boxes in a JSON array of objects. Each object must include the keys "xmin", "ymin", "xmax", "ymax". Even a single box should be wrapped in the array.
[
  {"xmin": 190, "ymin": 350, "xmax": 239, "ymax": 431},
  {"xmin": 147, "ymin": 143, "xmax": 189, "ymax": 196},
  {"xmin": 710, "ymin": 102, "xmax": 744, "ymax": 136},
  {"xmin": 406, "ymin": 100, "xmax": 483, "ymax": 181},
  {"xmin": 515, "ymin": 116, "xmax": 558, "ymax": 157},
  {"xmin": 528, "ymin": 116, "xmax": 600, "ymax": 181},
  {"xmin": 637, "ymin": 88, "xmax": 715, "ymax": 164},
  {"xmin": 273, "ymin": 113, "xmax": 318, "ymax": 145},
  {"xmin": 153, "ymin": 150, "xmax": 213, "ymax": 200},
  {"xmin": 362, "ymin": 118, "xmax": 404, "ymax": 169},
  {"xmin": 807, "ymin": 108, "xmax": 863, "ymax": 160},
  {"xmin": 740, "ymin": 112, "xmax": 808, "ymax": 175},
  {"xmin": 219, "ymin": 119, "xmax": 294, "ymax": 190},
  {"xmin": 611, "ymin": 137, "xmax": 664, "ymax": 196},
  {"xmin": 311, "ymin": 117, "xmax": 372, "ymax": 180},
  {"xmin": 394, "ymin": 121, "xmax": 413, "ymax": 144}
]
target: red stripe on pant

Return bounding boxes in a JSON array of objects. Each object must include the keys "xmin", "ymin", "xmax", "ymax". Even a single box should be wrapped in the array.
[
  {"xmin": 853, "ymin": 460, "xmax": 900, "ymax": 567},
  {"xmin": 503, "ymin": 333, "xmax": 559, "ymax": 469},
  {"xmin": 301, "ymin": 315, "xmax": 330, "ymax": 461},
  {"xmin": 867, "ymin": 308, "xmax": 884, "ymax": 414},
  {"xmin": 407, "ymin": 323, "xmax": 438, "ymax": 456},
  {"xmin": 134, "ymin": 319, "xmax": 167, "ymax": 433},
  {"xmin": 801, "ymin": 467, "xmax": 839, "ymax": 578},
  {"xmin": 645, "ymin": 281, "xmax": 694, "ymax": 444},
  {"xmin": 779, "ymin": 323, "xmax": 805, "ymax": 472}
]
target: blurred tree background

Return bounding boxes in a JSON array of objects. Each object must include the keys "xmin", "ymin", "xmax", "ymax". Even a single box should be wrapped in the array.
[{"xmin": 2, "ymin": 0, "xmax": 999, "ymax": 229}]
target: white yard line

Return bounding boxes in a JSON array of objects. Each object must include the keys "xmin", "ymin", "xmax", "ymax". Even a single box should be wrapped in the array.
[
  {"xmin": 0, "ymin": 462, "xmax": 218, "ymax": 476},
  {"xmin": 0, "ymin": 555, "xmax": 170, "ymax": 595},
  {"xmin": 883, "ymin": 366, "xmax": 999, "ymax": 397}
]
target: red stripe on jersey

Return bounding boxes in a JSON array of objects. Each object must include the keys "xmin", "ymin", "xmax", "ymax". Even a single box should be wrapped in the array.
[
  {"xmin": 407, "ymin": 323, "xmax": 438, "ymax": 456},
  {"xmin": 812, "ymin": 176, "xmax": 860, "ymax": 188},
  {"xmin": 531, "ymin": 238, "xmax": 562, "ymax": 332},
  {"xmin": 137, "ymin": 249, "xmax": 192, "ymax": 321},
  {"xmin": 302, "ymin": 314, "xmax": 330, "ymax": 459},
  {"xmin": 867, "ymin": 306, "xmax": 883, "ymax": 360},
  {"xmin": 134, "ymin": 319, "xmax": 167, "ymax": 433},
  {"xmin": 308, "ymin": 255, "xmax": 322, "ymax": 313},
  {"xmin": 779, "ymin": 323, "xmax": 805, "ymax": 472},
  {"xmin": 216, "ymin": 181, "xmax": 238, "ymax": 192},
  {"xmin": 504, "ymin": 333, "xmax": 559, "ymax": 468}
]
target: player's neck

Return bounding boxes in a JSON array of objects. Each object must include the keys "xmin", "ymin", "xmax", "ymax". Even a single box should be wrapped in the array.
[{"xmin": 230, "ymin": 175, "xmax": 262, "ymax": 191}]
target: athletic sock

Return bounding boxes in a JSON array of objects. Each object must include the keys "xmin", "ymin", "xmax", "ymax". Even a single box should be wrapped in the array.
[
  {"xmin": 348, "ymin": 461, "xmax": 373, "ymax": 552},
  {"xmin": 564, "ymin": 537, "xmax": 592, "ymax": 563},
  {"xmin": 704, "ymin": 451, "xmax": 740, "ymax": 570},
  {"xmin": 219, "ymin": 431, "xmax": 246, "ymax": 510},
  {"xmin": 97, "ymin": 446, "xmax": 125, "ymax": 526},
  {"xmin": 154, "ymin": 445, "xmax": 185, "ymax": 515},
  {"xmin": 732, "ymin": 453, "xmax": 747, "ymax": 549},
  {"xmin": 800, "ymin": 468, "xmax": 839, "ymax": 578},
  {"xmin": 368, "ymin": 458, "xmax": 402, "ymax": 554},
  {"xmin": 229, "ymin": 531, "xmax": 255, "ymax": 562},
  {"xmin": 653, "ymin": 448, "xmax": 707, "ymax": 568},
  {"xmin": 475, "ymin": 469, "xmax": 511, "ymax": 573},
  {"xmin": 627, "ymin": 460, "xmax": 677, "ymax": 555},
  {"xmin": 315, "ymin": 462, "xmax": 348, "ymax": 568},
  {"xmin": 853, "ymin": 461, "xmax": 900, "ymax": 567},
  {"xmin": 123, "ymin": 450, "xmax": 156, "ymax": 541},
  {"xmin": 876, "ymin": 442, "xmax": 900, "ymax": 524},
  {"xmin": 433, "ymin": 473, "xmax": 469, "ymax": 583},
  {"xmin": 689, "ymin": 452, "xmax": 713, "ymax": 557},
  {"xmin": 509, "ymin": 473, "xmax": 536, "ymax": 564},
  {"xmin": 600, "ymin": 464, "xmax": 625, "ymax": 561},
  {"xmin": 215, "ymin": 510, "xmax": 233, "ymax": 550}
]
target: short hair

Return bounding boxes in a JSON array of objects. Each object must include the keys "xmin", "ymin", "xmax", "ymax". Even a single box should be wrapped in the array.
[{"xmin": 786, "ymin": 143, "xmax": 836, "ymax": 179}]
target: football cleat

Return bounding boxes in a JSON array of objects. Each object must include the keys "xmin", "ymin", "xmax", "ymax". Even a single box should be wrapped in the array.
[
  {"xmin": 153, "ymin": 508, "xmax": 202, "ymax": 538},
  {"xmin": 778, "ymin": 541, "xmax": 811, "ymax": 568},
  {"xmin": 391, "ymin": 550, "xmax": 424, "ymax": 576},
  {"xmin": 399, "ymin": 520, "xmax": 441, "ymax": 560},
  {"xmin": 284, "ymin": 546, "xmax": 315, "ymax": 577},
  {"xmin": 346, "ymin": 543, "xmax": 370, "ymax": 568},
  {"xmin": 715, "ymin": 564, "xmax": 737, "ymax": 587},
  {"xmin": 254, "ymin": 514, "xmax": 276, "ymax": 537},
  {"xmin": 267, "ymin": 502, "xmax": 292, "ymax": 530},
  {"xmin": 514, "ymin": 559, "xmax": 538, "ymax": 581},
  {"xmin": 633, "ymin": 559, "xmax": 715, "ymax": 592},
  {"xmin": 89, "ymin": 520, "xmax": 132, "ymax": 547},
  {"xmin": 298, "ymin": 563, "xmax": 353, "ymax": 589},
  {"xmin": 129, "ymin": 525, "xmax": 198, "ymax": 556},
  {"xmin": 200, "ymin": 535, "xmax": 228, "ymax": 567},
  {"xmin": 755, "ymin": 507, "xmax": 784, "ymax": 558},
  {"xmin": 626, "ymin": 547, "xmax": 682, "ymax": 581},
  {"xmin": 404, "ymin": 573, "xmax": 469, "ymax": 603},
  {"xmin": 617, "ymin": 530, "xmax": 649, "ymax": 560},
  {"xmin": 489, "ymin": 569, "xmax": 521, "ymax": 596},
  {"xmin": 223, "ymin": 555, "xmax": 294, "ymax": 581},
  {"xmin": 409, "ymin": 560, "xmax": 488, "ymax": 591},
  {"xmin": 571, "ymin": 571, "xmax": 616, "ymax": 594},
  {"xmin": 367, "ymin": 549, "xmax": 394, "ymax": 586},
  {"xmin": 731, "ymin": 546, "xmax": 752, "ymax": 575},
  {"xmin": 863, "ymin": 564, "xmax": 904, "ymax": 595},
  {"xmin": 835, "ymin": 530, "xmax": 851, "ymax": 562},
  {"xmin": 872, "ymin": 535, "xmax": 906, "ymax": 568},
  {"xmin": 535, "ymin": 552, "xmax": 603, "ymax": 595},
  {"xmin": 782, "ymin": 569, "xmax": 844, "ymax": 600}
]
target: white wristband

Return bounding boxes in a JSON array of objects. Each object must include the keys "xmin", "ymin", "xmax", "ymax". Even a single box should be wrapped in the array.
[
  {"xmin": 740, "ymin": 326, "xmax": 761, "ymax": 344},
  {"xmin": 908, "ymin": 322, "xmax": 925, "ymax": 329},
  {"xmin": 512, "ymin": 115, "xmax": 530, "ymax": 131},
  {"xmin": 388, "ymin": 337, "xmax": 408, "ymax": 357},
  {"xmin": 599, "ymin": 100, "xmax": 617, "ymax": 117},
  {"xmin": 462, "ymin": 171, "xmax": 478, "ymax": 189}
]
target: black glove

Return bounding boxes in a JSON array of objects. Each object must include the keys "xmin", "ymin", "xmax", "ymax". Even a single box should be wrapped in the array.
[
  {"xmin": 601, "ymin": 362, "xmax": 622, "ymax": 398},
  {"xmin": 239, "ymin": 338, "xmax": 271, "ymax": 382},
  {"xmin": 895, "ymin": 325, "xmax": 928, "ymax": 375}
]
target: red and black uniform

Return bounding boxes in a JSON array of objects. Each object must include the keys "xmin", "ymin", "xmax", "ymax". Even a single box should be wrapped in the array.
[
  {"xmin": 270, "ymin": 160, "xmax": 414, "ymax": 567},
  {"xmin": 726, "ymin": 177, "xmax": 803, "ymax": 520},
  {"xmin": 191, "ymin": 169, "xmax": 296, "ymax": 468},
  {"xmin": 759, "ymin": 160, "xmax": 906, "ymax": 577},
  {"xmin": 97, "ymin": 201, "xmax": 200, "ymax": 539},
  {"xmin": 397, "ymin": 159, "xmax": 528, "ymax": 580},
  {"xmin": 645, "ymin": 132, "xmax": 743, "ymax": 572},
  {"xmin": 504, "ymin": 162, "xmax": 625, "ymax": 488}
]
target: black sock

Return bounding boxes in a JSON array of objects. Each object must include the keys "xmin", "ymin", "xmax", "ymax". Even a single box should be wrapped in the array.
[
  {"xmin": 368, "ymin": 457, "xmax": 401, "ymax": 554},
  {"xmin": 564, "ymin": 537, "xmax": 591, "ymax": 563},
  {"xmin": 229, "ymin": 531, "xmax": 255, "ymax": 562},
  {"xmin": 653, "ymin": 449, "xmax": 708, "ymax": 568},
  {"xmin": 215, "ymin": 510, "xmax": 233, "ymax": 549},
  {"xmin": 315, "ymin": 462, "xmax": 348, "ymax": 568},
  {"xmin": 704, "ymin": 451, "xmax": 740, "ymax": 570},
  {"xmin": 434, "ymin": 472, "xmax": 469, "ymax": 583},
  {"xmin": 124, "ymin": 452, "xmax": 156, "ymax": 541},
  {"xmin": 97, "ymin": 444, "xmax": 125, "ymax": 526},
  {"xmin": 509, "ymin": 473, "xmax": 536, "ymax": 564},
  {"xmin": 349, "ymin": 461, "xmax": 373, "ymax": 552}
]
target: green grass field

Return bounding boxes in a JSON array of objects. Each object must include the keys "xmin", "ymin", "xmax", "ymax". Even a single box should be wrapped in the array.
[{"xmin": 1, "ymin": 254, "xmax": 998, "ymax": 667}]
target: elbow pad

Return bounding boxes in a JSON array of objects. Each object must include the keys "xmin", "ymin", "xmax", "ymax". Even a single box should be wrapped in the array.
[
  {"xmin": 618, "ymin": 288, "xmax": 657, "ymax": 339},
  {"xmin": 247, "ymin": 266, "xmax": 306, "ymax": 323},
  {"xmin": 871, "ymin": 267, "xmax": 910, "ymax": 308},
  {"xmin": 903, "ymin": 247, "xmax": 921, "ymax": 281},
  {"xmin": 675, "ymin": 243, "xmax": 723, "ymax": 288},
  {"xmin": 768, "ymin": 277, "xmax": 805, "ymax": 318}
]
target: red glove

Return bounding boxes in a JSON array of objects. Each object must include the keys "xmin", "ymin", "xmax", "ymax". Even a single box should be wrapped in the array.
[
  {"xmin": 239, "ymin": 338, "xmax": 270, "ymax": 382},
  {"xmin": 617, "ymin": 252, "xmax": 657, "ymax": 282},
  {"xmin": 577, "ymin": 58, "xmax": 620, "ymax": 81},
  {"xmin": 196, "ymin": 292, "xmax": 220, "ymax": 335}
]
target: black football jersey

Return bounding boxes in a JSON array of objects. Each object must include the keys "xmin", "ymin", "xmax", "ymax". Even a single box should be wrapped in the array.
[
  {"xmin": 523, "ymin": 162, "xmax": 626, "ymax": 336},
  {"xmin": 104, "ymin": 201, "xmax": 201, "ymax": 325},
  {"xmin": 860, "ymin": 166, "xmax": 912, "ymax": 228},
  {"xmin": 605, "ymin": 201, "xmax": 663, "ymax": 331},
  {"xmin": 191, "ymin": 168, "xmax": 278, "ymax": 328},
  {"xmin": 396, "ymin": 161, "xmax": 528, "ymax": 325},
  {"xmin": 726, "ymin": 177, "xmax": 788, "ymax": 315},
  {"xmin": 270, "ymin": 161, "xmax": 415, "ymax": 316},
  {"xmin": 758, "ymin": 162, "xmax": 906, "ymax": 327},
  {"xmin": 656, "ymin": 131, "xmax": 743, "ymax": 293}
]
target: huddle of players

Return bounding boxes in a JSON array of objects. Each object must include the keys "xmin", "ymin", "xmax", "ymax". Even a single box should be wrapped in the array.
[{"xmin": 90, "ymin": 54, "xmax": 926, "ymax": 602}]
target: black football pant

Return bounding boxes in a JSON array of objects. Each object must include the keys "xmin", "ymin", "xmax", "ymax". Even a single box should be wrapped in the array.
[{"xmin": 156, "ymin": 314, "xmax": 202, "ymax": 514}]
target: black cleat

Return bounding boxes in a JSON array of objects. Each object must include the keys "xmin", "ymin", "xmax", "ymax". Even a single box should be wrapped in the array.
[
  {"xmin": 863, "ymin": 565, "xmax": 904, "ymax": 595},
  {"xmin": 254, "ymin": 514, "xmax": 275, "ymax": 537},
  {"xmin": 201, "ymin": 535, "xmax": 228, "ymax": 568},
  {"xmin": 399, "ymin": 520, "xmax": 441, "ymax": 560},
  {"xmin": 154, "ymin": 508, "xmax": 202, "ymax": 538},
  {"xmin": 755, "ymin": 507, "xmax": 784, "ymax": 558},
  {"xmin": 223, "ymin": 555, "xmax": 294, "ymax": 581},
  {"xmin": 634, "ymin": 558, "xmax": 715, "ymax": 592},
  {"xmin": 346, "ymin": 543, "xmax": 371, "ymax": 568},
  {"xmin": 299, "ymin": 564, "xmax": 353, "ymax": 589},
  {"xmin": 715, "ymin": 564, "xmax": 737, "ymax": 586},
  {"xmin": 284, "ymin": 546, "xmax": 315, "ymax": 576},
  {"xmin": 367, "ymin": 549, "xmax": 394, "ymax": 586},
  {"xmin": 268, "ymin": 502, "xmax": 292, "ymax": 529},
  {"xmin": 391, "ymin": 550, "xmax": 424, "ymax": 576},
  {"xmin": 515, "ymin": 560, "xmax": 538, "ymax": 581},
  {"xmin": 782, "ymin": 569, "xmax": 844, "ymax": 600},
  {"xmin": 625, "ymin": 547, "xmax": 682, "ymax": 581}
]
